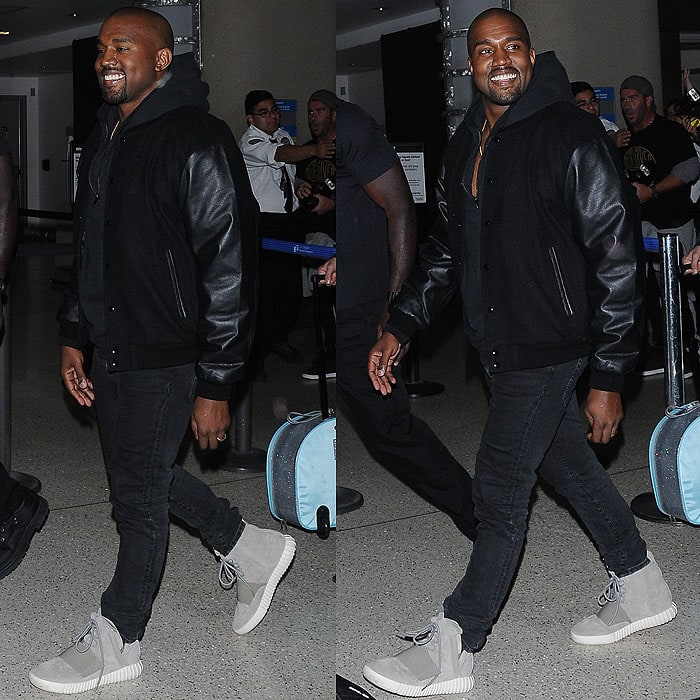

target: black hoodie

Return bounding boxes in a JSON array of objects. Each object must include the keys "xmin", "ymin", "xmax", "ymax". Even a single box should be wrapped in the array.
[
  {"xmin": 59, "ymin": 54, "xmax": 260, "ymax": 400},
  {"xmin": 387, "ymin": 52, "xmax": 645, "ymax": 393}
]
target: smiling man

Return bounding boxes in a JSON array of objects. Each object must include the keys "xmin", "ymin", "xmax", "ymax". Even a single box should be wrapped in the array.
[
  {"xmin": 29, "ymin": 8, "xmax": 296, "ymax": 694},
  {"xmin": 362, "ymin": 9, "xmax": 676, "ymax": 696}
]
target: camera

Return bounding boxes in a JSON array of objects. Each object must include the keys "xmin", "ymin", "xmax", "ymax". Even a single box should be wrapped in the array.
[
  {"xmin": 672, "ymin": 87, "xmax": 700, "ymax": 127},
  {"xmin": 299, "ymin": 178, "xmax": 335, "ymax": 211}
]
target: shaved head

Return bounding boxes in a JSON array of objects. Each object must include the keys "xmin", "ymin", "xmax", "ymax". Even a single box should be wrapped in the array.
[
  {"xmin": 103, "ymin": 7, "xmax": 174, "ymax": 52},
  {"xmin": 467, "ymin": 8, "xmax": 531, "ymax": 56}
]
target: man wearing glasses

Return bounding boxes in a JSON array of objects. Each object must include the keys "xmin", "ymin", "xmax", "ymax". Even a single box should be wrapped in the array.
[
  {"xmin": 571, "ymin": 80, "xmax": 622, "ymax": 144},
  {"xmin": 240, "ymin": 90, "xmax": 336, "ymax": 369}
]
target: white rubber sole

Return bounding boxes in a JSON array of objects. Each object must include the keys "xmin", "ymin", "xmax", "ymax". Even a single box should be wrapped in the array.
[
  {"xmin": 233, "ymin": 535, "xmax": 296, "ymax": 635},
  {"xmin": 363, "ymin": 666, "xmax": 474, "ymax": 697},
  {"xmin": 571, "ymin": 603, "xmax": 678, "ymax": 645},
  {"xmin": 29, "ymin": 660, "xmax": 143, "ymax": 694}
]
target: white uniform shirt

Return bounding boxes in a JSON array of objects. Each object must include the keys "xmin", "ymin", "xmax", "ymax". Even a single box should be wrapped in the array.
[{"xmin": 239, "ymin": 123, "xmax": 298, "ymax": 213}]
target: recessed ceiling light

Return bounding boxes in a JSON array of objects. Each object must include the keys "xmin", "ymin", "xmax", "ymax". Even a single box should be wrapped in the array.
[
  {"xmin": 372, "ymin": 6, "xmax": 391, "ymax": 12},
  {"xmin": 0, "ymin": 31, "xmax": 9, "ymax": 36}
]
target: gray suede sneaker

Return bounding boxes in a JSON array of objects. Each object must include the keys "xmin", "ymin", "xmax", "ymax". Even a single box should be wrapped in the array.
[
  {"xmin": 29, "ymin": 610, "xmax": 142, "ymax": 694},
  {"xmin": 216, "ymin": 523, "xmax": 296, "ymax": 635},
  {"xmin": 571, "ymin": 551, "xmax": 677, "ymax": 645},
  {"xmin": 363, "ymin": 613, "xmax": 474, "ymax": 697}
]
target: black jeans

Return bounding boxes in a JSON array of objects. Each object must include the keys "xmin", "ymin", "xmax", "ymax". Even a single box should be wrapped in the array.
[
  {"xmin": 336, "ymin": 297, "xmax": 475, "ymax": 536},
  {"xmin": 91, "ymin": 357, "xmax": 243, "ymax": 642},
  {"xmin": 443, "ymin": 358, "xmax": 647, "ymax": 652}
]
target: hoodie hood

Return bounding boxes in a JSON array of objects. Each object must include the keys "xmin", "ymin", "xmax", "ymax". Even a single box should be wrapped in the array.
[
  {"xmin": 465, "ymin": 51, "xmax": 573, "ymax": 131},
  {"xmin": 97, "ymin": 52, "xmax": 210, "ymax": 132}
]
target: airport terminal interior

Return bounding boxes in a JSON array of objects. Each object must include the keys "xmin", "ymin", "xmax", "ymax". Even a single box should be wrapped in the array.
[{"xmin": 1, "ymin": 254, "xmax": 699, "ymax": 700}]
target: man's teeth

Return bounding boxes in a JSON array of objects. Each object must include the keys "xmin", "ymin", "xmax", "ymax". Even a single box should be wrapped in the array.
[
  {"xmin": 491, "ymin": 72, "xmax": 517, "ymax": 82},
  {"xmin": 104, "ymin": 73, "xmax": 124, "ymax": 82}
]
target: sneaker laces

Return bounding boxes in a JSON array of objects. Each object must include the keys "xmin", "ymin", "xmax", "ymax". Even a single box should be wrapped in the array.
[
  {"xmin": 72, "ymin": 614, "xmax": 105, "ymax": 689},
  {"xmin": 217, "ymin": 553, "xmax": 254, "ymax": 598},
  {"xmin": 597, "ymin": 574, "xmax": 622, "ymax": 607},
  {"xmin": 397, "ymin": 619, "xmax": 442, "ymax": 690}
]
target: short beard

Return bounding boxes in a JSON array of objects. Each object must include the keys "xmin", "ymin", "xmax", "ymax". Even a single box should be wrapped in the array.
[
  {"xmin": 486, "ymin": 82, "xmax": 525, "ymax": 106},
  {"xmin": 101, "ymin": 84, "xmax": 127, "ymax": 105}
]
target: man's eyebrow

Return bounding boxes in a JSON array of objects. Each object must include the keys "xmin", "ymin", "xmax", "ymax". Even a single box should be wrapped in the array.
[
  {"xmin": 97, "ymin": 36, "xmax": 134, "ymax": 46},
  {"xmin": 473, "ymin": 34, "xmax": 524, "ymax": 47}
]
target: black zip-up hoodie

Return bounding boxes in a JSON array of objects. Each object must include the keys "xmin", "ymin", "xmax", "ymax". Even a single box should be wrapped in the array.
[
  {"xmin": 386, "ymin": 52, "xmax": 645, "ymax": 393},
  {"xmin": 58, "ymin": 54, "xmax": 259, "ymax": 400}
]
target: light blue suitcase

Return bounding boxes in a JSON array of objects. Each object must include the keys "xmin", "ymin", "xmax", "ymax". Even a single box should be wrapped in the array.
[
  {"xmin": 266, "ymin": 410, "xmax": 336, "ymax": 538},
  {"xmin": 649, "ymin": 401, "xmax": 700, "ymax": 525}
]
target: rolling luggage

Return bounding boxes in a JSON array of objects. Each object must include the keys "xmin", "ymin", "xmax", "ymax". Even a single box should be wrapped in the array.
[
  {"xmin": 266, "ymin": 274, "xmax": 336, "ymax": 538},
  {"xmin": 647, "ymin": 233, "xmax": 700, "ymax": 524}
]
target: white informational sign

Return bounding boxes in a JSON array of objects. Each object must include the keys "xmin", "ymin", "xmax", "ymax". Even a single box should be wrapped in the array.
[{"xmin": 395, "ymin": 144, "xmax": 426, "ymax": 204}]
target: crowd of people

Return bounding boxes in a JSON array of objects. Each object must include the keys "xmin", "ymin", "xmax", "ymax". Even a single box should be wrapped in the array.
[{"xmin": 0, "ymin": 4, "xmax": 696, "ymax": 698}]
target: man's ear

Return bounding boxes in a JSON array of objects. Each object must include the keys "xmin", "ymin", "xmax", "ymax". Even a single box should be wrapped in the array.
[
  {"xmin": 155, "ymin": 48, "xmax": 172, "ymax": 73},
  {"xmin": 246, "ymin": 114, "xmax": 254, "ymax": 126}
]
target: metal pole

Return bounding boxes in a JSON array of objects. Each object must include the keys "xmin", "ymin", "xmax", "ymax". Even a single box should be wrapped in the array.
[
  {"xmin": 630, "ymin": 233, "xmax": 684, "ymax": 524},
  {"xmin": 659, "ymin": 232, "xmax": 685, "ymax": 408}
]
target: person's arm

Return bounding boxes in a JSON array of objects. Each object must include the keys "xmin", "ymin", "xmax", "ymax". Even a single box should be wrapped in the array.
[
  {"xmin": 634, "ymin": 157, "xmax": 700, "ymax": 203},
  {"xmin": 182, "ymin": 140, "xmax": 259, "ymax": 448},
  {"xmin": 568, "ymin": 135, "xmax": 645, "ymax": 442},
  {"xmin": 0, "ymin": 151, "xmax": 17, "ymax": 281},
  {"xmin": 363, "ymin": 162, "xmax": 416, "ymax": 297},
  {"xmin": 0, "ymin": 151, "xmax": 18, "ymax": 331},
  {"xmin": 275, "ymin": 140, "xmax": 335, "ymax": 164}
]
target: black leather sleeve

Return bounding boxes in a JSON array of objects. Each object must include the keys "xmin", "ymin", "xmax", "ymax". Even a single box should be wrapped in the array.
[
  {"xmin": 566, "ymin": 137, "xmax": 645, "ymax": 391},
  {"xmin": 181, "ymin": 144, "xmax": 260, "ymax": 400}
]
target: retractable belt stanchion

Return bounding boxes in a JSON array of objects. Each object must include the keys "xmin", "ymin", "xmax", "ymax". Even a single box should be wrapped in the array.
[
  {"xmin": 630, "ymin": 233, "xmax": 685, "ymax": 524},
  {"xmin": 207, "ymin": 238, "xmax": 337, "ymax": 473}
]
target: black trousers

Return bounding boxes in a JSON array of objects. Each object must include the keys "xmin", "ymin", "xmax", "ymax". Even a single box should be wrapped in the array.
[{"xmin": 337, "ymin": 296, "xmax": 476, "ymax": 536}]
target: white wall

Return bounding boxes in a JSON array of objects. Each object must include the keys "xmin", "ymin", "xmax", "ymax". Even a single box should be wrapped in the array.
[{"xmin": 339, "ymin": 69, "xmax": 386, "ymax": 128}]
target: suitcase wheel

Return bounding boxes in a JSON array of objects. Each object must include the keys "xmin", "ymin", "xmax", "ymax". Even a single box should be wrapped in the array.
[{"xmin": 316, "ymin": 505, "xmax": 331, "ymax": 539}]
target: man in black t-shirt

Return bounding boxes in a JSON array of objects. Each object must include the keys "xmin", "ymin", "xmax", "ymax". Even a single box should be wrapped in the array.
[
  {"xmin": 295, "ymin": 91, "xmax": 337, "ymax": 380},
  {"xmin": 335, "ymin": 99, "xmax": 476, "ymax": 539},
  {"xmin": 618, "ymin": 75, "xmax": 700, "ymax": 375}
]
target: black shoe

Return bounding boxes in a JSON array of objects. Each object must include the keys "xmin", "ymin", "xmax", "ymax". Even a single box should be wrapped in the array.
[
  {"xmin": 270, "ymin": 341, "xmax": 303, "ymax": 364},
  {"xmin": 633, "ymin": 347, "xmax": 664, "ymax": 377},
  {"xmin": 336, "ymin": 485, "xmax": 364, "ymax": 514},
  {"xmin": 302, "ymin": 357, "xmax": 336, "ymax": 380},
  {"xmin": 336, "ymin": 674, "xmax": 376, "ymax": 700},
  {"xmin": 0, "ymin": 487, "xmax": 49, "ymax": 580}
]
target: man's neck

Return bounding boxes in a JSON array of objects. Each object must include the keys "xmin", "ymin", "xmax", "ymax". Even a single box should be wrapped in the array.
[{"xmin": 632, "ymin": 112, "xmax": 656, "ymax": 133}]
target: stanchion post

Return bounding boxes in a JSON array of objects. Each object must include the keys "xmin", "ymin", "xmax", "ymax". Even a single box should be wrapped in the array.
[{"xmin": 630, "ymin": 233, "xmax": 685, "ymax": 524}]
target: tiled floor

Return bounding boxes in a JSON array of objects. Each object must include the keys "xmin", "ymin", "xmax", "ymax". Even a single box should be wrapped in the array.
[
  {"xmin": 336, "ymin": 306, "xmax": 700, "ymax": 700},
  {"xmin": 3, "ymin": 255, "xmax": 699, "ymax": 700},
  {"xmin": 2, "ymin": 255, "xmax": 334, "ymax": 699}
]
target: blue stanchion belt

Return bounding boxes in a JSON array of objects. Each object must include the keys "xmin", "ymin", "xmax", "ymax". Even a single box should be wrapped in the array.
[
  {"xmin": 262, "ymin": 238, "xmax": 335, "ymax": 259},
  {"xmin": 643, "ymin": 236, "xmax": 659, "ymax": 253}
]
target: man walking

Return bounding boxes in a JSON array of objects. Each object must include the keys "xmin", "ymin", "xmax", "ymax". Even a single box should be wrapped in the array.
[
  {"xmin": 363, "ymin": 9, "xmax": 676, "ymax": 696},
  {"xmin": 29, "ymin": 8, "xmax": 295, "ymax": 694}
]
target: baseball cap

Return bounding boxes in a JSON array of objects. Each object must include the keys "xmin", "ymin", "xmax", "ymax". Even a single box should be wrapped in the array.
[{"xmin": 620, "ymin": 75, "xmax": 654, "ymax": 97}]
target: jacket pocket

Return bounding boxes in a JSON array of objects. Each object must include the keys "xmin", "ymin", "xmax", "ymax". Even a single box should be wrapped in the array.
[
  {"xmin": 548, "ymin": 247, "xmax": 574, "ymax": 316},
  {"xmin": 166, "ymin": 249, "xmax": 187, "ymax": 320}
]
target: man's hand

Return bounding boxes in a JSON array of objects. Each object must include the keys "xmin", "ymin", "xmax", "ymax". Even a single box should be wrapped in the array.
[
  {"xmin": 60, "ymin": 345, "xmax": 95, "ymax": 407},
  {"xmin": 367, "ymin": 331, "xmax": 406, "ymax": 395},
  {"xmin": 313, "ymin": 140, "xmax": 336, "ymax": 160},
  {"xmin": 584, "ymin": 388, "xmax": 622, "ymax": 443},
  {"xmin": 613, "ymin": 128, "xmax": 631, "ymax": 148},
  {"xmin": 296, "ymin": 181, "xmax": 312, "ymax": 199},
  {"xmin": 632, "ymin": 181, "xmax": 652, "ymax": 204},
  {"xmin": 191, "ymin": 397, "xmax": 230, "ymax": 450},
  {"xmin": 318, "ymin": 256, "xmax": 336, "ymax": 286},
  {"xmin": 682, "ymin": 245, "xmax": 700, "ymax": 275},
  {"xmin": 310, "ymin": 193, "xmax": 335, "ymax": 215}
]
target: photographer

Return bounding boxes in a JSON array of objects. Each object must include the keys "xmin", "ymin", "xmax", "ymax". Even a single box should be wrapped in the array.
[{"xmin": 619, "ymin": 74, "xmax": 700, "ymax": 376}]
